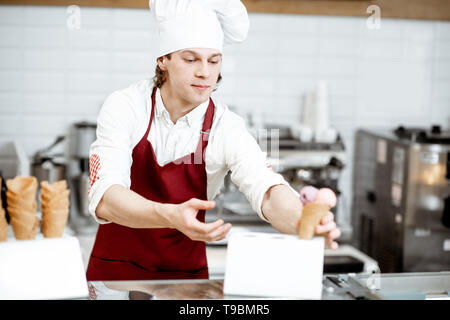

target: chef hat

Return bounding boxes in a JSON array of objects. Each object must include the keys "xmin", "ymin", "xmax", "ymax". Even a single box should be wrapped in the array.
[{"xmin": 149, "ymin": 0, "xmax": 249, "ymax": 57}]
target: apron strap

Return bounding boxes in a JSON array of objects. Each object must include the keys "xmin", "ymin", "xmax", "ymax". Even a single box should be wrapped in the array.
[
  {"xmin": 143, "ymin": 86, "xmax": 157, "ymax": 141},
  {"xmin": 195, "ymin": 97, "xmax": 215, "ymax": 158}
]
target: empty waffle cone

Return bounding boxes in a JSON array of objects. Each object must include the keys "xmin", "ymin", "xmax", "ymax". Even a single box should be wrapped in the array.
[
  {"xmin": 41, "ymin": 206, "xmax": 69, "ymax": 221},
  {"xmin": 40, "ymin": 181, "xmax": 70, "ymax": 238},
  {"xmin": 40, "ymin": 180, "xmax": 67, "ymax": 196},
  {"xmin": 6, "ymin": 176, "xmax": 38, "ymax": 198},
  {"xmin": 41, "ymin": 208, "xmax": 69, "ymax": 238},
  {"xmin": 6, "ymin": 176, "xmax": 37, "ymax": 191},
  {"xmin": 40, "ymin": 189, "xmax": 70, "ymax": 208},
  {"xmin": 6, "ymin": 192, "xmax": 37, "ymax": 213},
  {"xmin": 10, "ymin": 214, "xmax": 38, "ymax": 240},
  {"xmin": 6, "ymin": 206, "xmax": 36, "ymax": 220},
  {"xmin": 6, "ymin": 176, "xmax": 38, "ymax": 217},
  {"xmin": 40, "ymin": 188, "xmax": 70, "ymax": 201},
  {"xmin": 41, "ymin": 200, "xmax": 70, "ymax": 214},
  {"xmin": 298, "ymin": 202, "xmax": 330, "ymax": 240},
  {"xmin": 0, "ymin": 207, "xmax": 7, "ymax": 242}
]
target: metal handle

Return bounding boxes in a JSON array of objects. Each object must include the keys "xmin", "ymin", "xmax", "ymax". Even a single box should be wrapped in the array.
[{"xmin": 34, "ymin": 135, "xmax": 66, "ymax": 159}]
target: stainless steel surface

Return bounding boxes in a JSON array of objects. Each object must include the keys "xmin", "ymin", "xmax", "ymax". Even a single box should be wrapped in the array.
[
  {"xmin": 352, "ymin": 128, "xmax": 450, "ymax": 272},
  {"xmin": 69, "ymin": 174, "xmax": 98, "ymax": 234},
  {"xmin": 31, "ymin": 135, "xmax": 67, "ymax": 185},
  {"xmin": 73, "ymin": 121, "xmax": 96, "ymax": 159},
  {"xmin": 91, "ymin": 271, "xmax": 450, "ymax": 300},
  {"xmin": 32, "ymin": 159, "xmax": 66, "ymax": 185},
  {"xmin": 69, "ymin": 121, "xmax": 98, "ymax": 234},
  {"xmin": 34, "ymin": 135, "xmax": 65, "ymax": 157},
  {"xmin": 78, "ymin": 172, "xmax": 90, "ymax": 217},
  {"xmin": 405, "ymin": 143, "xmax": 449, "ymax": 230},
  {"xmin": 354, "ymin": 271, "xmax": 450, "ymax": 293}
]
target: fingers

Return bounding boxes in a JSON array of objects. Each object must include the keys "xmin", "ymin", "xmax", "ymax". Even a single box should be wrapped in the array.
[
  {"xmin": 190, "ymin": 218, "xmax": 224, "ymax": 234},
  {"xmin": 326, "ymin": 240, "xmax": 339, "ymax": 250},
  {"xmin": 315, "ymin": 211, "xmax": 341, "ymax": 249},
  {"xmin": 316, "ymin": 220, "xmax": 336, "ymax": 235},
  {"xmin": 178, "ymin": 198, "xmax": 233, "ymax": 242},
  {"xmin": 197, "ymin": 222, "xmax": 232, "ymax": 242},
  {"xmin": 329, "ymin": 227, "xmax": 341, "ymax": 240},
  {"xmin": 321, "ymin": 211, "xmax": 334, "ymax": 224},
  {"xmin": 319, "ymin": 224, "xmax": 340, "ymax": 240},
  {"xmin": 186, "ymin": 218, "xmax": 232, "ymax": 242},
  {"xmin": 189, "ymin": 198, "xmax": 216, "ymax": 211},
  {"xmin": 325, "ymin": 228, "xmax": 341, "ymax": 249},
  {"xmin": 296, "ymin": 211, "xmax": 335, "ymax": 233},
  {"xmin": 206, "ymin": 223, "xmax": 232, "ymax": 242}
]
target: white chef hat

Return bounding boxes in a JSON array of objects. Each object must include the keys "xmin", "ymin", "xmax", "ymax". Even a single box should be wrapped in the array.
[{"xmin": 149, "ymin": 0, "xmax": 249, "ymax": 57}]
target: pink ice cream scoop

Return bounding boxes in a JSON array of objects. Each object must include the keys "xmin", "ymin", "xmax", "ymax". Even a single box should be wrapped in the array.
[
  {"xmin": 314, "ymin": 188, "xmax": 337, "ymax": 208},
  {"xmin": 299, "ymin": 186, "xmax": 319, "ymax": 205},
  {"xmin": 298, "ymin": 187, "xmax": 337, "ymax": 240}
]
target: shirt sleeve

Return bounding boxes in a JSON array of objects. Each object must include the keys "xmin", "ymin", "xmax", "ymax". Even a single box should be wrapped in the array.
[
  {"xmin": 222, "ymin": 113, "xmax": 296, "ymax": 222},
  {"xmin": 88, "ymin": 91, "xmax": 138, "ymax": 224}
]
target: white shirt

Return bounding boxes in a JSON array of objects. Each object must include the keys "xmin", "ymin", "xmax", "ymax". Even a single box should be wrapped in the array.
[{"xmin": 88, "ymin": 78, "xmax": 290, "ymax": 224}]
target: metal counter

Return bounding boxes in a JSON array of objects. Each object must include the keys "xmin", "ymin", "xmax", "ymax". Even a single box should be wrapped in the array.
[{"xmin": 90, "ymin": 271, "xmax": 450, "ymax": 300}]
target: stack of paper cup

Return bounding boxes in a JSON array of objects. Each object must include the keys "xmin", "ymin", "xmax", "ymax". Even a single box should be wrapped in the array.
[
  {"xmin": 313, "ymin": 81, "xmax": 330, "ymax": 143},
  {"xmin": 6, "ymin": 176, "xmax": 39, "ymax": 240},
  {"xmin": 40, "ymin": 180, "xmax": 70, "ymax": 238}
]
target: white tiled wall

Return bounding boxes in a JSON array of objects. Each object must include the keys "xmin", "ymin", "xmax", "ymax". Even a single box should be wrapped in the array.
[{"xmin": 1, "ymin": 5, "xmax": 450, "ymax": 225}]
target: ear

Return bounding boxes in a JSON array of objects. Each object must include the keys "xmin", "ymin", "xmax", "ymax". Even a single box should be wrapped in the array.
[{"xmin": 157, "ymin": 56, "xmax": 168, "ymax": 71}]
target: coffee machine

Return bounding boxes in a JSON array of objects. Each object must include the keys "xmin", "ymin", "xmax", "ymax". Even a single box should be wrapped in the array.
[
  {"xmin": 207, "ymin": 127, "xmax": 348, "ymax": 238},
  {"xmin": 68, "ymin": 121, "xmax": 98, "ymax": 234},
  {"xmin": 263, "ymin": 129, "xmax": 347, "ymax": 230},
  {"xmin": 352, "ymin": 126, "xmax": 450, "ymax": 272}
]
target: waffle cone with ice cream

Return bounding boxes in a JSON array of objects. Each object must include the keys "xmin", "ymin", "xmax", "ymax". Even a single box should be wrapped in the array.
[
  {"xmin": 40, "ymin": 180, "xmax": 70, "ymax": 238},
  {"xmin": 5, "ymin": 176, "xmax": 39, "ymax": 240},
  {"xmin": 298, "ymin": 186, "xmax": 337, "ymax": 240}
]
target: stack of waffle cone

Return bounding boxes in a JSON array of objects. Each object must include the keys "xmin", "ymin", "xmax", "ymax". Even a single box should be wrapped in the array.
[
  {"xmin": 298, "ymin": 202, "xmax": 329, "ymax": 240},
  {"xmin": 40, "ymin": 180, "xmax": 70, "ymax": 238},
  {"xmin": 0, "ymin": 206, "xmax": 7, "ymax": 242},
  {"xmin": 6, "ymin": 176, "xmax": 39, "ymax": 240},
  {"xmin": 0, "ymin": 177, "xmax": 8, "ymax": 241}
]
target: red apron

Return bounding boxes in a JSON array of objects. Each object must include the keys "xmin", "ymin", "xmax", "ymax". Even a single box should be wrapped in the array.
[{"xmin": 86, "ymin": 86, "xmax": 214, "ymax": 281}]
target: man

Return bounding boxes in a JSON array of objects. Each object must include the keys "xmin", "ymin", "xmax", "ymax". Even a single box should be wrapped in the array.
[{"xmin": 86, "ymin": 0, "xmax": 341, "ymax": 282}]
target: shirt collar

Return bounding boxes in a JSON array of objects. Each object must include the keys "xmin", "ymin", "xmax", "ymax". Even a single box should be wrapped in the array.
[{"xmin": 155, "ymin": 87, "xmax": 209, "ymax": 127}]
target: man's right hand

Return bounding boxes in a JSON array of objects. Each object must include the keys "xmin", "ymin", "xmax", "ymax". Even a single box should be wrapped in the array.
[{"xmin": 164, "ymin": 198, "xmax": 232, "ymax": 242}]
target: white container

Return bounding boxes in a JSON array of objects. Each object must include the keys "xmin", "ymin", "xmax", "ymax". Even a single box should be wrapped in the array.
[
  {"xmin": 0, "ymin": 236, "xmax": 89, "ymax": 299},
  {"xmin": 224, "ymin": 232, "xmax": 325, "ymax": 299},
  {"xmin": 314, "ymin": 81, "xmax": 330, "ymax": 142}
]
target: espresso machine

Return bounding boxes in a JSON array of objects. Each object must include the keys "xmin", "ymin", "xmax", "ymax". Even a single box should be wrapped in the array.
[
  {"xmin": 207, "ymin": 125, "xmax": 348, "ymax": 238},
  {"xmin": 352, "ymin": 126, "xmax": 450, "ymax": 272},
  {"xmin": 263, "ymin": 127, "xmax": 347, "ymax": 228},
  {"xmin": 68, "ymin": 121, "xmax": 98, "ymax": 234}
]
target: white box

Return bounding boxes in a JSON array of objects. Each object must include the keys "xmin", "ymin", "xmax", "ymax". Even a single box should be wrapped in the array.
[
  {"xmin": 0, "ymin": 236, "xmax": 89, "ymax": 300},
  {"xmin": 224, "ymin": 232, "xmax": 325, "ymax": 300}
]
